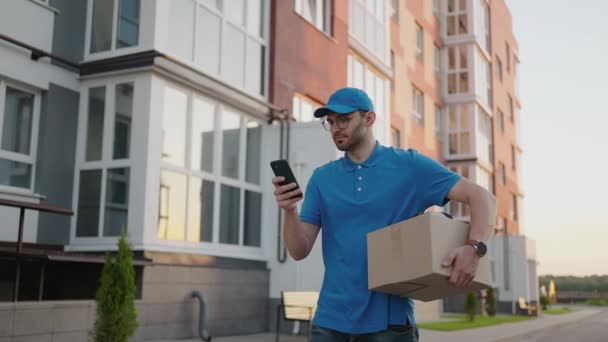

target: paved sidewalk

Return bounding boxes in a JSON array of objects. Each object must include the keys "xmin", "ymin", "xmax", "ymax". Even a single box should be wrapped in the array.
[{"xmin": 153, "ymin": 307, "xmax": 600, "ymax": 342}]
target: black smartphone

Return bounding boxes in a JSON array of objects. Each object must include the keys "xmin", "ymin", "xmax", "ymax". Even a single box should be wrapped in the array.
[{"xmin": 270, "ymin": 159, "xmax": 303, "ymax": 198}]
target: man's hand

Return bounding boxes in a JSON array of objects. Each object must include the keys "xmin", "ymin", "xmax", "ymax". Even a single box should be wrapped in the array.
[
  {"xmin": 272, "ymin": 177, "xmax": 303, "ymax": 212},
  {"xmin": 442, "ymin": 245, "xmax": 480, "ymax": 288}
]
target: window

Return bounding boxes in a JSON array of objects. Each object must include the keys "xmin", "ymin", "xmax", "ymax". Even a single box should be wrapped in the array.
[
  {"xmin": 477, "ymin": 107, "xmax": 492, "ymax": 165},
  {"xmin": 495, "ymin": 56, "xmax": 503, "ymax": 81},
  {"xmin": 347, "ymin": 54, "xmax": 389, "ymax": 144},
  {"xmin": 90, "ymin": 0, "xmax": 140, "ymax": 53},
  {"xmin": 391, "ymin": 127, "xmax": 400, "ymax": 148},
  {"xmin": 167, "ymin": 0, "xmax": 267, "ymax": 97},
  {"xmin": 497, "ymin": 109, "xmax": 504, "ymax": 132},
  {"xmin": 433, "ymin": 0, "xmax": 440, "ymax": 16},
  {"xmin": 391, "ymin": 0, "xmax": 399, "ymax": 20},
  {"xmin": 448, "ymin": 164, "xmax": 470, "ymax": 217},
  {"xmin": 295, "ymin": 0, "xmax": 332, "ymax": 35},
  {"xmin": 0, "ymin": 82, "xmax": 39, "ymax": 191},
  {"xmin": 415, "ymin": 23, "xmax": 424, "ymax": 59},
  {"xmin": 508, "ymin": 94, "xmax": 514, "ymax": 122},
  {"xmin": 477, "ymin": 165, "xmax": 493, "ymax": 193},
  {"xmin": 478, "ymin": 0, "xmax": 491, "ymax": 52},
  {"xmin": 506, "ymin": 43, "xmax": 511, "ymax": 72},
  {"xmin": 435, "ymin": 105, "xmax": 442, "ymax": 137},
  {"xmin": 475, "ymin": 50, "xmax": 491, "ymax": 108},
  {"xmin": 158, "ymin": 84, "xmax": 263, "ymax": 249},
  {"xmin": 446, "ymin": 0, "xmax": 468, "ymax": 36},
  {"xmin": 447, "ymin": 46, "xmax": 469, "ymax": 94},
  {"xmin": 350, "ymin": 0, "xmax": 388, "ymax": 63},
  {"xmin": 511, "ymin": 145, "xmax": 516, "ymax": 170},
  {"xmin": 434, "ymin": 44, "xmax": 441, "ymax": 77},
  {"xmin": 76, "ymin": 82, "xmax": 134, "ymax": 237},
  {"xmin": 510, "ymin": 193, "xmax": 518, "ymax": 221},
  {"xmin": 292, "ymin": 94, "xmax": 321, "ymax": 122},
  {"xmin": 499, "ymin": 162, "xmax": 506, "ymax": 185},
  {"xmin": 447, "ymin": 104, "xmax": 471, "ymax": 155},
  {"xmin": 412, "ymin": 86, "xmax": 424, "ymax": 127}
]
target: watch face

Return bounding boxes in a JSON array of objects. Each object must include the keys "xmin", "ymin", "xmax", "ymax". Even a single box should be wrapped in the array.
[{"xmin": 477, "ymin": 242, "xmax": 488, "ymax": 256}]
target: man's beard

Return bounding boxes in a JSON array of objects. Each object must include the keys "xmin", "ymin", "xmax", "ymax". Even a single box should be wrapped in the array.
[{"xmin": 334, "ymin": 120, "xmax": 366, "ymax": 152}]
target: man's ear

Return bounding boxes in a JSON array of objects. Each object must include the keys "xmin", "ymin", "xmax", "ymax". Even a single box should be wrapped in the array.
[{"xmin": 366, "ymin": 111, "xmax": 377, "ymax": 127}]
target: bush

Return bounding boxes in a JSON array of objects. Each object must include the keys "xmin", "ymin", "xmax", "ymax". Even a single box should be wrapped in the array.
[
  {"xmin": 465, "ymin": 292, "xmax": 479, "ymax": 322},
  {"xmin": 93, "ymin": 229, "xmax": 139, "ymax": 342},
  {"xmin": 540, "ymin": 295, "xmax": 550, "ymax": 310},
  {"xmin": 486, "ymin": 288, "xmax": 497, "ymax": 317}
]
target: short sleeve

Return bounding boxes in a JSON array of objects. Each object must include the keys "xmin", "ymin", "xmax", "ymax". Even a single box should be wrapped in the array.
[
  {"xmin": 412, "ymin": 149, "xmax": 462, "ymax": 208},
  {"xmin": 299, "ymin": 170, "xmax": 322, "ymax": 227}
]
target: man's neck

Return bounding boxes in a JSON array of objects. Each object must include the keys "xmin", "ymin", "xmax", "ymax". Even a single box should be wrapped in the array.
[{"xmin": 347, "ymin": 137, "xmax": 377, "ymax": 164}]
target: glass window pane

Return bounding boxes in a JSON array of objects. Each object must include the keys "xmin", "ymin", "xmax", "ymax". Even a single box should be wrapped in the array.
[
  {"xmin": 300, "ymin": 100, "xmax": 313, "ymax": 122},
  {"xmin": 197, "ymin": 6, "xmax": 221, "ymax": 74},
  {"xmin": 0, "ymin": 158, "xmax": 31, "ymax": 189},
  {"xmin": 244, "ymin": 190, "xmax": 261, "ymax": 247},
  {"xmin": 113, "ymin": 83, "xmax": 133, "ymax": 159},
  {"xmin": 460, "ymin": 72, "xmax": 469, "ymax": 92},
  {"xmin": 86, "ymin": 87, "xmax": 105, "ymax": 162},
  {"xmin": 459, "ymin": 0, "xmax": 466, "ymax": 11},
  {"xmin": 104, "ymin": 168, "xmax": 130, "ymax": 236},
  {"xmin": 458, "ymin": 14, "xmax": 468, "ymax": 34},
  {"xmin": 220, "ymin": 184, "xmax": 240, "ymax": 245},
  {"xmin": 117, "ymin": 0, "xmax": 140, "ymax": 48},
  {"xmin": 192, "ymin": 97, "xmax": 215, "ymax": 173},
  {"xmin": 2, "ymin": 87, "xmax": 33, "ymax": 155},
  {"xmin": 158, "ymin": 171, "xmax": 187, "ymax": 240},
  {"xmin": 221, "ymin": 109, "xmax": 241, "ymax": 179},
  {"xmin": 245, "ymin": 38, "xmax": 264, "ymax": 95},
  {"xmin": 224, "ymin": 0, "xmax": 245, "ymax": 26},
  {"xmin": 460, "ymin": 132, "xmax": 470, "ymax": 153},
  {"xmin": 222, "ymin": 24, "xmax": 245, "ymax": 87},
  {"xmin": 353, "ymin": 1, "xmax": 364, "ymax": 40},
  {"xmin": 365, "ymin": 11, "xmax": 374, "ymax": 47},
  {"xmin": 247, "ymin": 0, "xmax": 263, "ymax": 37},
  {"xmin": 162, "ymin": 86, "xmax": 187, "ymax": 166},
  {"xmin": 169, "ymin": 0, "xmax": 194, "ymax": 61},
  {"xmin": 76, "ymin": 170, "xmax": 102, "ymax": 237},
  {"xmin": 90, "ymin": 0, "xmax": 114, "ymax": 53},
  {"xmin": 353, "ymin": 59, "xmax": 363, "ymax": 89},
  {"xmin": 447, "ymin": 16, "xmax": 455, "ymax": 35},
  {"xmin": 246, "ymin": 121, "xmax": 261, "ymax": 184},
  {"xmin": 188, "ymin": 178, "xmax": 214, "ymax": 242},
  {"xmin": 448, "ymin": 74, "xmax": 457, "ymax": 94}
]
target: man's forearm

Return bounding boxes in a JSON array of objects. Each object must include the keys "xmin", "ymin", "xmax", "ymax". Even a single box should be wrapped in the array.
[
  {"xmin": 467, "ymin": 187, "xmax": 497, "ymax": 242},
  {"xmin": 283, "ymin": 209, "xmax": 312, "ymax": 260}
]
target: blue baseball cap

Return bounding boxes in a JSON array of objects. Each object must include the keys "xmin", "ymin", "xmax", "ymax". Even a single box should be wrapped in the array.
[{"xmin": 313, "ymin": 87, "xmax": 374, "ymax": 118}]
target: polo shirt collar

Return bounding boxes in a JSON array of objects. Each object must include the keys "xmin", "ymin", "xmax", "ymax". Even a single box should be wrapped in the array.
[{"xmin": 341, "ymin": 141, "xmax": 386, "ymax": 172}]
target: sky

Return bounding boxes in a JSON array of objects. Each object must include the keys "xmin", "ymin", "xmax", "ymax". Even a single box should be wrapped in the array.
[{"xmin": 506, "ymin": 0, "xmax": 608, "ymax": 276}]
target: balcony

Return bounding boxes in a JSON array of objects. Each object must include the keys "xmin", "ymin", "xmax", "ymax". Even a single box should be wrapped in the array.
[{"xmin": 0, "ymin": 0, "xmax": 56, "ymax": 52}]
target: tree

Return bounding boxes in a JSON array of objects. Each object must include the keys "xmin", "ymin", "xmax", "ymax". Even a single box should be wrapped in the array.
[
  {"xmin": 540, "ymin": 295, "xmax": 550, "ymax": 310},
  {"xmin": 486, "ymin": 288, "xmax": 497, "ymax": 317},
  {"xmin": 93, "ymin": 229, "xmax": 139, "ymax": 342},
  {"xmin": 465, "ymin": 292, "xmax": 479, "ymax": 322}
]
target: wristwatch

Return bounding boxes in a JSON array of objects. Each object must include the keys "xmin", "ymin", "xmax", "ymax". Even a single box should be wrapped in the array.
[{"xmin": 466, "ymin": 240, "xmax": 487, "ymax": 257}]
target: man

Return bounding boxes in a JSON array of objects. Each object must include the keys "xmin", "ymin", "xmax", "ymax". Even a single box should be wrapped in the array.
[{"xmin": 272, "ymin": 87, "xmax": 497, "ymax": 341}]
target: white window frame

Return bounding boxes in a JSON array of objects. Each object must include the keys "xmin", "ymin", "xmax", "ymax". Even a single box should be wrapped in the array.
[
  {"xmin": 349, "ymin": 0, "xmax": 390, "ymax": 64},
  {"xmin": 447, "ymin": 163, "xmax": 473, "ymax": 218},
  {"xmin": 295, "ymin": 0, "xmax": 332, "ymax": 35},
  {"xmin": 412, "ymin": 86, "xmax": 424, "ymax": 126},
  {"xmin": 347, "ymin": 54, "xmax": 390, "ymax": 145},
  {"xmin": 85, "ymin": 0, "xmax": 142, "ymax": 60},
  {"xmin": 293, "ymin": 93, "xmax": 321, "ymax": 123},
  {"xmin": 447, "ymin": 104, "xmax": 473, "ymax": 157},
  {"xmin": 447, "ymin": 46, "xmax": 470, "ymax": 95},
  {"xmin": 434, "ymin": 43, "xmax": 441, "ymax": 76},
  {"xmin": 476, "ymin": 0, "xmax": 491, "ymax": 53},
  {"xmin": 0, "ymin": 80, "xmax": 40, "ymax": 194},
  {"xmin": 71, "ymin": 76, "xmax": 138, "ymax": 244},
  {"xmin": 157, "ymin": 82, "xmax": 264, "ymax": 256},
  {"xmin": 476, "ymin": 106, "xmax": 493, "ymax": 165},
  {"xmin": 433, "ymin": 0, "xmax": 440, "ymax": 16},
  {"xmin": 446, "ymin": 0, "xmax": 469, "ymax": 36}
]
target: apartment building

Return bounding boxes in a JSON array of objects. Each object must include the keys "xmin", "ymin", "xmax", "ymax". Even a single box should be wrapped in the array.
[{"xmin": 0, "ymin": 0, "xmax": 534, "ymax": 340}]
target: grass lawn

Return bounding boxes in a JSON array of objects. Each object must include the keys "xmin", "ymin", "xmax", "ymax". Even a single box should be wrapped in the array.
[
  {"xmin": 585, "ymin": 299, "xmax": 608, "ymax": 306},
  {"xmin": 418, "ymin": 314, "xmax": 533, "ymax": 331},
  {"xmin": 543, "ymin": 307, "xmax": 576, "ymax": 315}
]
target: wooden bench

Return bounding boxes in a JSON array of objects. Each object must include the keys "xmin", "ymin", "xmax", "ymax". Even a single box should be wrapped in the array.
[{"xmin": 275, "ymin": 291, "xmax": 319, "ymax": 342}]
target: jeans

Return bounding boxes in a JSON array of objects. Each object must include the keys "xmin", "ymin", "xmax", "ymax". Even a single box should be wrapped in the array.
[{"xmin": 310, "ymin": 324, "xmax": 419, "ymax": 342}]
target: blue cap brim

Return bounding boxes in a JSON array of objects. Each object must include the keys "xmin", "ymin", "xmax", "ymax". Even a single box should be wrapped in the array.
[{"xmin": 313, "ymin": 104, "xmax": 358, "ymax": 118}]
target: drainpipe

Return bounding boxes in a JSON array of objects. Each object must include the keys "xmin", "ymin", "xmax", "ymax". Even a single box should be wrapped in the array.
[{"xmin": 191, "ymin": 290, "xmax": 211, "ymax": 341}]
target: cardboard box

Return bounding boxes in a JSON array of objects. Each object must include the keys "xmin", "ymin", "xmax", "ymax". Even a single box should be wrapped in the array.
[{"xmin": 367, "ymin": 212, "xmax": 492, "ymax": 302}]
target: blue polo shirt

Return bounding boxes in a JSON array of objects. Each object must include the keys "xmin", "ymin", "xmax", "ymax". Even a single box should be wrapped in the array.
[{"xmin": 299, "ymin": 142, "xmax": 461, "ymax": 334}]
